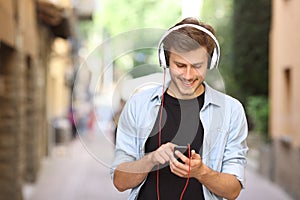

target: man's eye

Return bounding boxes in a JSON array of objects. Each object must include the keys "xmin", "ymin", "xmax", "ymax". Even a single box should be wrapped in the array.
[
  {"xmin": 193, "ymin": 65, "xmax": 202, "ymax": 69},
  {"xmin": 176, "ymin": 64, "xmax": 185, "ymax": 68}
]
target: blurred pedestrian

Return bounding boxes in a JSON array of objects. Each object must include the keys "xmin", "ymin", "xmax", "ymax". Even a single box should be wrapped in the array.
[{"xmin": 68, "ymin": 107, "xmax": 77, "ymax": 138}]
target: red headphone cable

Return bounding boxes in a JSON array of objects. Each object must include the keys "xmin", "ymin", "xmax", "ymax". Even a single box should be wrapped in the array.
[
  {"xmin": 179, "ymin": 143, "xmax": 191, "ymax": 200},
  {"xmin": 156, "ymin": 68, "xmax": 167, "ymax": 200}
]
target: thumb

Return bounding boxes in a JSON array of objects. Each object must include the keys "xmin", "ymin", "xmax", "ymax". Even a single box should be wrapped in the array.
[{"xmin": 191, "ymin": 150, "xmax": 201, "ymax": 159}]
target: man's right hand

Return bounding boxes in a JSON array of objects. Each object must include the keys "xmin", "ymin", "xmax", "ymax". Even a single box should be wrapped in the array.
[
  {"xmin": 147, "ymin": 142, "xmax": 177, "ymax": 166},
  {"xmin": 113, "ymin": 142, "xmax": 176, "ymax": 191}
]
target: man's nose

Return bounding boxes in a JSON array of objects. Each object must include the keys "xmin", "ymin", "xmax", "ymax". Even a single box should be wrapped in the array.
[{"xmin": 183, "ymin": 66, "xmax": 194, "ymax": 80}]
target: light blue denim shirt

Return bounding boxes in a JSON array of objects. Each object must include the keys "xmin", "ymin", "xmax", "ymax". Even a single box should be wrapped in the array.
[{"xmin": 111, "ymin": 82, "xmax": 248, "ymax": 200}]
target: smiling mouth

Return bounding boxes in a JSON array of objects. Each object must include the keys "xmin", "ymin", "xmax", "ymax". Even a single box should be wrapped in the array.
[{"xmin": 182, "ymin": 80, "xmax": 196, "ymax": 87}]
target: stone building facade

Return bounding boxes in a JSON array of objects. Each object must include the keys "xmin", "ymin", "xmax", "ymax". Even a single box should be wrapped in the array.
[
  {"xmin": 0, "ymin": 0, "xmax": 77, "ymax": 199},
  {"xmin": 268, "ymin": 0, "xmax": 300, "ymax": 199}
]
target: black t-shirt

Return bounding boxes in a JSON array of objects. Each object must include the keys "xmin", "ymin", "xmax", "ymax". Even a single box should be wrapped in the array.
[{"xmin": 137, "ymin": 91, "xmax": 205, "ymax": 200}]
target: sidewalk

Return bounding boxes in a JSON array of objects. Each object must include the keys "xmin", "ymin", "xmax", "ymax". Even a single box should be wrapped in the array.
[
  {"xmin": 24, "ymin": 132, "xmax": 294, "ymax": 200},
  {"xmin": 24, "ymin": 133, "xmax": 130, "ymax": 200},
  {"xmin": 238, "ymin": 168, "xmax": 293, "ymax": 200}
]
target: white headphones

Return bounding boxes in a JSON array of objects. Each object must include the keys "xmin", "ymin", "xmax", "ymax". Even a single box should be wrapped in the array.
[{"xmin": 158, "ymin": 23, "xmax": 220, "ymax": 70}]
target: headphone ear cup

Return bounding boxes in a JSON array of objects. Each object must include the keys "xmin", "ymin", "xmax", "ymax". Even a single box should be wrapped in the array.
[
  {"xmin": 159, "ymin": 45, "xmax": 167, "ymax": 68},
  {"xmin": 209, "ymin": 48, "xmax": 218, "ymax": 70}
]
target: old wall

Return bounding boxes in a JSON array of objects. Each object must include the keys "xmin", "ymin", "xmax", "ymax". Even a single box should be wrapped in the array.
[
  {"xmin": 0, "ymin": 0, "xmax": 53, "ymax": 199},
  {"xmin": 269, "ymin": 0, "xmax": 300, "ymax": 199}
]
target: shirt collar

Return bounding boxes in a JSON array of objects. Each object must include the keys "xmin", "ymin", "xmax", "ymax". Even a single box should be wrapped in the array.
[
  {"xmin": 150, "ymin": 81, "xmax": 170, "ymax": 102},
  {"xmin": 202, "ymin": 82, "xmax": 224, "ymax": 109}
]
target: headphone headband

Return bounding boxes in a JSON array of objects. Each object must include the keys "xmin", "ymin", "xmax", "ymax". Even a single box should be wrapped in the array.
[{"xmin": 158, "ymin": 23, "xmax": 220, "ymax": 70}]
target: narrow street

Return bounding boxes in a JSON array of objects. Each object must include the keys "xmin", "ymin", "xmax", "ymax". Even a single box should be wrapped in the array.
[
  {"xmin": 24, "ymin": 128, "xmax": 294, "ymax": 200},
  {"xmin": 24, "ymin": 132, "xmax": 130, "ymax": 200}
]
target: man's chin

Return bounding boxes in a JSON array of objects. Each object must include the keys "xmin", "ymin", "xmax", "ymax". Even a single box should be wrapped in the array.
[{"xmin": 178, "ymin": 89, "xmax": 196, "ymax": 98}]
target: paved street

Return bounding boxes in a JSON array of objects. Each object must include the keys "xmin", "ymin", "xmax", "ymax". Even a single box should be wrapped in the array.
[
  {"xmin": 238, "ymin": 168, "xmax": 293, "ymax": 200},
  {"xmin": 24, "ymin": 131, "xmax": 294, "ymax": 200},
  {"xmin": 24, "ymin": 131, "xmax": 130, "ymax": 200}
]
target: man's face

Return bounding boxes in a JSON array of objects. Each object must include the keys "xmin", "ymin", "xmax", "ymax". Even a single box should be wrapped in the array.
[{"xmin": 168, "ymin": 47, "xmax": 208, "ymax": 99}]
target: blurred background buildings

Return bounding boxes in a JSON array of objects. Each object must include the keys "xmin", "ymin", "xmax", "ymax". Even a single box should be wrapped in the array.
[
  {"xmin": 0, "ymin": 0, "xmax": 299, "ymax": 200},
  {"xmin": 269, "ymin": 0, "xmax": 300, "ymax": 198},
  {"xmin": 0, "ymin": 0, "xmax": 93, "ymax": 199}
]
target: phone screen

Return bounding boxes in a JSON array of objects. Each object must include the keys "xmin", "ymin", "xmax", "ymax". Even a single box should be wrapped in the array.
[{"xmin": 174, "ymin": 146, "xmax": 188, "ymax": 162}]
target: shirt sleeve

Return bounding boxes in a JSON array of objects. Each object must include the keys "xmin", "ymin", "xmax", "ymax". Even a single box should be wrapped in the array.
[
  {"xmin": 222, "ymin": 100, "xmax": 249, "ymax": 189},
  {"xmin": 110, "ymin": 97, "xmax": 139, "ymax": 179}
]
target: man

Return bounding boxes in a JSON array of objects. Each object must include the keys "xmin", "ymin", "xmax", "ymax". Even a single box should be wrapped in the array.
[{"xmin": 111, "ymin": 17, "xmax": 248, "ymax": 200}]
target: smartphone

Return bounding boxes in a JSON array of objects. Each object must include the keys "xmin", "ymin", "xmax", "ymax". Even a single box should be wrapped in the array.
[
  {"xmin": 174, "ymin": 145, "xmax": 188, "ymax": 162},
  {"xmin": 174, "ymin": 145, "xmax": 188, "ymax": 154}
]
